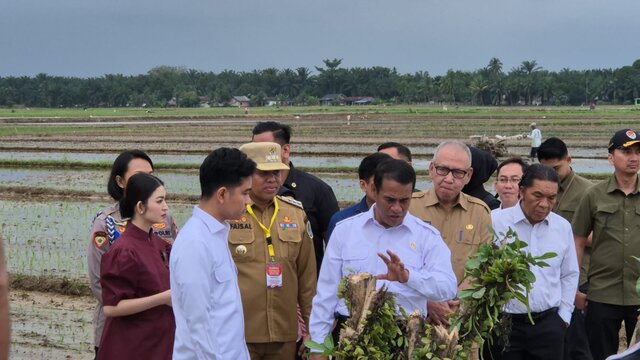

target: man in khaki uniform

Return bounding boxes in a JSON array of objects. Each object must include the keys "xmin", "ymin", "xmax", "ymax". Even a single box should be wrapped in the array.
[
  {"xmin": 231, "ymin": 142, "xmax": 317, "ymax": 360},
  {"xmin": 409, "ymin": 140, "xmax": 492, "ymax": 325}
]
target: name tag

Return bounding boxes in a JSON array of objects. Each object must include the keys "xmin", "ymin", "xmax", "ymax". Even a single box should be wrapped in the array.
[{"xmin": 266, "ymin": 263, "xmax": 283, "ymax": 288}]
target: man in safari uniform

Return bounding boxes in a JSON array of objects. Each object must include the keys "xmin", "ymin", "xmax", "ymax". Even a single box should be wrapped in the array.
[{"xmin": 230, "ymin": 142, "xmax": 317, "ymax": 359}]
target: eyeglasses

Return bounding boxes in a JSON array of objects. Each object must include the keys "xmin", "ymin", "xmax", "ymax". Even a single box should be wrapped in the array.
[
  {"xmin": 433, "ymin": 165, "xmax": 468, "ymax": 179},
  {"xmin": 497, "ymin": 177, "xmax": 521, "ymax": 185}
]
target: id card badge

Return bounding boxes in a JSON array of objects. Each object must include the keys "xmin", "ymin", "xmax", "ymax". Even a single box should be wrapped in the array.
[{"xmin": 266, "ymin": 262, "xmax": 283, "ymax": 288}]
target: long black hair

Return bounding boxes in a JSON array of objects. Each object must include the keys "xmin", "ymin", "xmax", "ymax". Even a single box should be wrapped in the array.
[
  {"xmin": 119, "ymin": 173, "xmax": 164, "ymax": 219},
  {"xmin": 107, "ymin": 150, "xmax": 154, "ymax": 201}
]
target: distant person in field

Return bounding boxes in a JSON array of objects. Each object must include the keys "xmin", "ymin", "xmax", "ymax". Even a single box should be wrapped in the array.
[
  {"xmin": 493, "ymin": 157, "xmax": 528, "ymax": 210},
  {"xmin": 326, "ymin": 152, "xmax": 392, "ymax": 239},
  {"xmin": 378, "ymin": 142, "xmax": 413, "ymax": 165},
  {"xmin": 527, "ymin": 122, "xmax": 542, "ymax": 162},
  {"xmin": 98, "ymin": 173, "xmax": 174, "ymax": 360},
  {"xmin": 87, "ymin": 150, "xmax": 178, "ymax": 357},
  {"xmin": 462, "ymin": 147, "xmax": 501, "ymax": 210}
]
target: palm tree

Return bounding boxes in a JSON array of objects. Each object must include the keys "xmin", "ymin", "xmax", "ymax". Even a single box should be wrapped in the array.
[{"xmin": 520, "ymin": 60, "xmax": 542, "ymax": 105}]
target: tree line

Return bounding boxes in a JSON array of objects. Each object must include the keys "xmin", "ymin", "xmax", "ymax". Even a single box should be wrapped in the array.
[{"xmin": 1, "ymin": 58, "xmax": 639, "ymax": 108}]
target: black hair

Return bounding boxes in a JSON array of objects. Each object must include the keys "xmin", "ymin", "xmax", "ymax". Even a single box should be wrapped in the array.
[
  {"xmin": 497, "ymin": 157, "xmax": 529, "ymax": 177},
  {"xmin": 119, "ymin": 173, "xmax": 164, "ymax": 219},
  {"xmin": 252, "ymin": 121, "xmax": 292, "ymax": 144},
  {"xmin": 373, "ymin": 159, "xmax": 416, "ymax": 192},
  {"xmin": 107, "ymin": 150, "xmax": 154, "ymax": 201},
  {"xmin": 519, "ymin": 163, "xmax": 559, "ymax": 189},
  {"xmin": 200, "ymin": 148, "xmax": 257, "ymax": 199},
  {"xmin": 537, "ymin": 137, "xmax": 569, "ymax": 161},
  {"xmin": 377, "ymin": 142, "xmax": 412, "ymax": 162},
  {"xmin": 358, "ymin": 152, "xmax": 392, "ymax": 181}
]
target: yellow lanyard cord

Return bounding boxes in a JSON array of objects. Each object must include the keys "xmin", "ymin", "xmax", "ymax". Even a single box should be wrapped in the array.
[{"xmin": 246, "ymin": 198, "xmax": 279, "ymax": 259}]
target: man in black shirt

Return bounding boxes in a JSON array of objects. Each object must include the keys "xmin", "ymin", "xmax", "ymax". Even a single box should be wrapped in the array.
[{"xmin": 252, "ymin": 121, "xmax": 339, "ymax": 274}]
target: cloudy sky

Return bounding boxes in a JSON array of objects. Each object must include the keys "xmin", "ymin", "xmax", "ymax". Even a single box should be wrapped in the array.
[{"xmin": 2, "ymin": 0, "xmax": 639, "ymax": 78}]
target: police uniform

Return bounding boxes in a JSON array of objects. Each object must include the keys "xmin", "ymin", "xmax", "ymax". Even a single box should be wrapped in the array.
[
  {"xmin": 87, "ymin": 202, "xmax": 177, "ymax": 350},
  {"xmin": 228, "ymin": 195, "xmax": 317, "ymax": 359},
  {"xmin": 409, "ymin": 189, "xmax": 492, "ymax": 284},
  {"xmin": 278, "ymin": 161, "xmax": 339, "ymax": 274}
]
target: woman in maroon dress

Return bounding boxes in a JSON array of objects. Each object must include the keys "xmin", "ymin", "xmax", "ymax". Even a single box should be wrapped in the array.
[{"xmin": 98, "ymin": 173, "xmax": 175, "ymax": 360}]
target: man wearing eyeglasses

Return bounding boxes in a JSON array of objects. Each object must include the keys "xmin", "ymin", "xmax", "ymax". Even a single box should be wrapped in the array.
[
  {"xmin": 409, "ymin": 140, "xmax": 492, "ymax": 327},
  {"xmin": 493, "ymin": 157, "xmax": 528, "ymax": 210}
]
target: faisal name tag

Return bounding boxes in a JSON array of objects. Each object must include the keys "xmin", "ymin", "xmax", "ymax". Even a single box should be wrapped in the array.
[{"xmin": 266, "ymin": 262, "xmax": 283, "ymax": 288}]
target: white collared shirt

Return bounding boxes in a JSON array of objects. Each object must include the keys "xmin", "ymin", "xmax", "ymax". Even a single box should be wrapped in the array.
[
  {"xmin": 491, "ymin": 203, "xmax": 579, "ymax": 324},
  {"xmin": 170, "ymin": 206, "xmax": 249, "ymax": 360},
  {"xmin": 309, "ymin": 205, "xmax": 457, "ymax": 344}
]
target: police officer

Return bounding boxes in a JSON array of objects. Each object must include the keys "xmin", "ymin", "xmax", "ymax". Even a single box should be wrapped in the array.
[
  {"xmin": 573, "ymin": 129, "xmax": 640, "ymax": 360},
  {"xmin": 409, "ymin": 140, "xmax": 492, "ymax": 325},
  {"xmin": 252, "ymin": 121, "xmax": 339, "ymax": 274},
  {"xmin": 231, "ymin": 142, "xmax": 317, "ymax": 360},
  {"xmin": 87, "ymin": 150, "xmax": 178, "ymax": 357}
]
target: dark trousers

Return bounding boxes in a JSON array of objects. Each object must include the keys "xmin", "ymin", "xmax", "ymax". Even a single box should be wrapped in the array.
[
  {"xmin": 484, "ymin": 308, "xmax": 566, "ymax": 360},
  {"xmin": 564, "ymin": 308, "xmax": 592, "ymax": 360},
  {"xmin": 585, "ymin": 301, "xmax": 640, "ymax": 360}
]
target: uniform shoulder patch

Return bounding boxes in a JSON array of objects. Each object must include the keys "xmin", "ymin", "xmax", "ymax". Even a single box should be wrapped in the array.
[
  {"xmin": 411, "ymin": 191, "xmax": 426, "ymax": 199},
  {"xmin": 464, "ymin": 194, "xmax": 491, "ymax": 213},
  {"xmin": 92, "ymin": 231, "xmax": 108, "ymax": 249},
  {"xmin": 277, "ymin": 195, "xmax": 304, "ymax": 209}
]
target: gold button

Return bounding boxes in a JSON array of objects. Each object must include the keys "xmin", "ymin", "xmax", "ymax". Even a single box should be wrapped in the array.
[{"xmin": 236, "ymin": 245, "xmax": 247, "ymax": 255}]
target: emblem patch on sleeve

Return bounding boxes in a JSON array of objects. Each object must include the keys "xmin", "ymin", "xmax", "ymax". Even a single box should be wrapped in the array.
[
  {"xmin": 306, "ymin": 221, "xmax": 314, "ymax": 239},
  {"xmin": 92, "ymin": 231, "xmax": 108, "ymax": 249}
]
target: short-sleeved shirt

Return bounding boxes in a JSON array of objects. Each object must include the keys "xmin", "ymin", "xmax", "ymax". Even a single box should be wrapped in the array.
[
  {"xmin": 98, "ymin": 222, "xmax": 175, "ymax": 360},
  {"xmin": 409, "ymin": 189, "xmax": 492, "ymax": 284},
  {"xmin": 278, "ymin": 162, "xmax": 339, "ymax": 273},
  {"xmin": 553, "ymin": 170, "xmax": 593, "ymax": 286},
  {"xmin": 227, "ymin": 196, "xmax": 317, "ymax": 343},
  {"xmin": 87, "ymin": 202, "xmax": 178, "ymax": 346},
  {"xmin": 572, "ymin": 174, "xmax": 640, "ymax": 305}
]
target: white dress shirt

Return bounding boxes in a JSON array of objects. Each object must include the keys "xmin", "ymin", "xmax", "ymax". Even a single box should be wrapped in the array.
[
  {"xmin": 491, "ymin": 203, "xmax": 579, "ymax": 324},
  {"xmin": 309, "ymin": 205, "xmax": 457, "ymax": 344},
  {"xmin": 170, "ymin": 206, "xmax": 250, "ymax": 360}
]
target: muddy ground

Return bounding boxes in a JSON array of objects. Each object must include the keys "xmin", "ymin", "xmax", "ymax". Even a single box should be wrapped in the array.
[{"xmin": 10, "ymin": 290, "xmax": 94, "ymax": 359}]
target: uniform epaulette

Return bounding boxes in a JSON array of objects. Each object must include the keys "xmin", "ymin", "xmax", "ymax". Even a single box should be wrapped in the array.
[
  {"xmin": 277, "ymin": 195, "xmax": 304, "ymax": 209},
  {"xmin": 463, "ymin": 193, "xmax": 491, "ymax": 213},
  {"xmin": 411, "ymin": 191, "xmax": 426, "ymax": 198}
]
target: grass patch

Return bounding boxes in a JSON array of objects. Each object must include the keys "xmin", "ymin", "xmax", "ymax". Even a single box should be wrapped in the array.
[{"xmin": 10, "ymin": 273, "xmax": 91, "ymax": 296}]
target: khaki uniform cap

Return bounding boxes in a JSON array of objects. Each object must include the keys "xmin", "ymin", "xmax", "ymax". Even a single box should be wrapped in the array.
[{"xmin": 240, "ymin": 142, "xmax": 290, "ymax": 171}]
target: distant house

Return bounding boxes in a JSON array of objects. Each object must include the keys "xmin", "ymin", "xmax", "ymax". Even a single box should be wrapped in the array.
[
  {"xmin": 320, "ymin": 93, "xmax": 345, "ymax": 106},
  {"xmin": 228, "ymin": 96, "xmax": 251, "ymax": 107},
  {"xmin": 167, "ymin": 97, "xmax": 177, "ymax": 107},
  {"xmin": 199, "ymin": 96, "xmax": 211, "ymax": 108},
  {"xmin": 344, "ymin": 96, "xmax": 374, "ymax": 105}
]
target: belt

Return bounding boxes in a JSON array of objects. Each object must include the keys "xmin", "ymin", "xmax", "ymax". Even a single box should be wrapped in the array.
[{"xmin": 508, "ymin": 307, "xmax": 558, "ymax": 323}]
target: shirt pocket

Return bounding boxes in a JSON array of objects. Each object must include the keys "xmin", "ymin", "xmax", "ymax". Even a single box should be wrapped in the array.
[
  {"xmin": 594, "ymin": 203, "xmax": 619, "ymax": 232},
  {"xmin": 456, "ymin": 224, "xmax": 482, "ymax": 245},
  {"xmin": 213, "ymin": 263, "xmax": 233, "ymax": 283},
  {"xmin": 341, "ymin": 248, "xmax": 369, "ymax": 275},
  {"xmin": 277, "ymin": 227, "xmax": 301, "ymax": 260},
  {"xmin": 228, "ymin": 229, "xmax": 256, "ymax": 263}
]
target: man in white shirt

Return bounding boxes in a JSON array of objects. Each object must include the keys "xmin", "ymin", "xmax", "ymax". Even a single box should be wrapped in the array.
[
  {"xmin": 485, "ymin": 164, "xmax": 579, "ymax": 359},
  {"xmin": 170, "ymin": 148, "xmax": 256, "ymax": 360},
  {"xmin": 528, "ymin": 122, "xmax": 542, "ymax": 162},
  {"xmin": 308, "ymin": 159, "xmax": 457, "ymax": 359}
]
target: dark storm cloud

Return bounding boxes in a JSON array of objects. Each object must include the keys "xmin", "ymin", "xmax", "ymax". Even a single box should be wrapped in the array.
[{"xmin": 1, "ymin": 0, "xmax": 639, "ymax": 77}]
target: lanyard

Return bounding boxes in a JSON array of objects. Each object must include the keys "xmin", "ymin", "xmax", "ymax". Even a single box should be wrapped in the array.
[{"xmin": 246, "ymin": 198, "xmax": 279, "ymax": 259}]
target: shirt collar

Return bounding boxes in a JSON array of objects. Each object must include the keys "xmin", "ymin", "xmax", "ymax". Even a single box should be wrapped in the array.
[
  {"xmin": 365, "ymin": 204, "xmax": 413, "ymax": 233},
  {"xmin": 356, "ymin": 196, "xmax": 369, "ymax": 212},
  {"xmin": 424, "ymin": 189, "xmax": 469, "ymax": 210},
  {"xmin": 559, "ymin": 170, "xmax": 575, "ymax": 192},
  {"xmin": 281, "ymin": 161, "xmax": 299, "ymax": 189},
  {"xmin": 606, "ymin": 173, "xmax": 640, "ymax": 194},
  {"xmin": 193, "ymin": 206, "xmax": 229, "ymax": 235},
  {"xmin": 513, "ymin": 201, "xmax": 549, "ymax": 226}
]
